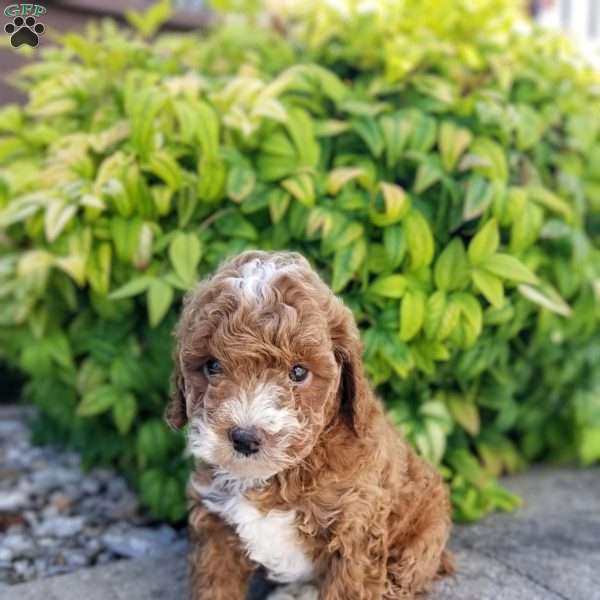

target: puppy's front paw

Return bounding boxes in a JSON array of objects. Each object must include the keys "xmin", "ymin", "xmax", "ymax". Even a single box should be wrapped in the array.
[{"xmin": 267, "ymin": 582, "xmax": 319, "ymax": 600}]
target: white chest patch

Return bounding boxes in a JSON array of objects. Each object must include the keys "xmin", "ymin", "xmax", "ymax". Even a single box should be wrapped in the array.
[{"xmin": 195, "ymin": 476, "xmax": 314, "ymax": 584}]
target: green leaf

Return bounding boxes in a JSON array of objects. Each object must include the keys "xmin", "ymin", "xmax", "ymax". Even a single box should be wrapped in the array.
[
  {"xmin": 301, "ymin": 64, "xmax": 348, "ymax": 103},
  {"xmin": 579, "ymin": 427, "xmax": 600, "ymax": 465},
  {"xmin": 147, "ymin": 279, "xmax": 174, "ymax": 327},
  {"xmin": 399, "ymin": 289, "xmax": 426, "ymax": 341},
  {"xmin": 369, "ymin": 183, "xmax": 411, "ymax": 227},
  {"xmin": 409, "ymin": 112, "xmax": 437, "ymax": 153},
  {"xmin": 415, "ymin": 419, "xmax": 447, "ymax": 465},
  {"xmin": 468, "ymin": 137, "xmax": 508, "ymax": 181},
  {"xmin": 379, "ymin": 332, "xmax": 413, "ymax": 378},
  {"xmin": 331, "ymin": 238, "xmax": 366, "ymax": 293},
  {"xmin": 413, "ymin": 74, "xmax": 456, "ymax": 105},
  {"xmin": 110, "ymin": 217, "xmax": 142, "ymax": 263},
  {"xmin": 152, "ymin": 186, "xmax": 173, "ymax": 217},
  {"xmin": 365, "ymin": 243, "xmax": 388, "ymax": 274},
  {"xmin": 126, "ymin": 0, "xmax": 172, "ymax": 37},
  {"xmin": 434, "ymin": 239, "xmax": 469, "ymax": 291},
  {"xmin": 242, "ymin": 195, "xmax": 269, "ymax": 220},
  {"xmin": 55, "ymin": 255, "xmax": 86, "ymax": 288},
  {"xmin": 87, "ymin": 243, "xmax": 112, "ymax": 295},
  {"xmin": 514, "ymin": 104, "xmax": 544, "ymax": 151},
  {"xmin": 195, "ymin": 101, "xmax": 221, "ymax": 160},
  {"xmin": 110, "ymin": 354, "xmax": 146, "ymax": 392},
  {"xmin": 472, "ymin": 269, "xmax": 504, "ymax": 307},
  {"xmin": 404, "ymin": 209, "xmax": 434, "ymax": 269},
  {"xmin": 282, "ymin": 173, "xmax": 315, "ymax": 208},
  {"xmin": 78, "ymin": 385, "xmax": 119, "ymax": 417},
  {"xmin": 482, "ymin": 254, "xmax": 538, "ymax": 284},
  {"xmin": 306, "ymin": 206, "xmax": 333, "ymax": 238},
  {"xmin": 77, "ymin": 359, "xmax": 106, "ymax": 395},
  {"xmin": 44, "ymin": 333, "xmax": 74, "ymax": 370},
  {"xmin": 383, "ymin": 225, "xmax": 407, "ymax": 269},
  {"xmin": 437, "ymin": 297, "xmax": 462, "ymax": 340},
  {"xmin": 468, "ymin": 218, "xmax": 499, "ymax": 264},
  {"xmin": 315, "ymin": 119, "xmax": 350, "ymax": 137},
  {"xmin": 45, "ymin": 201, "xmax": 77, "ymax": 243},
  {"xmin": 125, "ymin": 86, "xmax": 164, "ymax": 159},
  {"xmin": 439, "ymin": 121, "xmax": 472, "ymax": 171},
  {"xmin": 137, "ymin": 419, "xmax": 173, "ymax": 468},
  {"xmin": 163, "ymin": 272, "xmax": 190, "ymax": 291},
  {"xmin": 369, "ymin": 274, "xmax": 407, "ymax": 298},
  {"xmin": 0, "ymin": 104, "xmax": 23, "ymax": 132},
  {"xmin": 527, "ymin": 185, "xmax": 574, "ymax": 222},
  {"xmin": 424, "ymin": 290, "xmax": 446, "ymax": 339},
  {"xmin": 0, "ymin": 137, "xmax": 28, "ymax": 162},
  {"xmin": 451, "ymin": 293, "xmax": 483, "ymax": 338},
  {"xmin": 518, "ymin": 284, "xmax": 572, "ymax": 317},
  {"xmin": 227, "ymin": 163, "xmax": 256, "ymax": 203},
  {"xmin": 132, "ymin": 222, "xmax": 154, "ymax": 270},
  {"xmin": 169, "ymin": 232, "xmax": 202, "ymax": 286},
  {"xmin": 268, "ymin": 188, "xmax": 290, "ymax": 224},
  {"xmin": 510, "ymin": 197, "xmax": 541, "ymax": 253},
  {"xmin": 379, "ymin": 112, "xmax": 412, "ymax": 168},
  {"xmin": 174, "ymin": 99, "xmax": 199, "ymax": 145},
  {"xmin": 197, "ymin": 157, "xmax": 226, "ymax": 203},
  {"xmin": 139, "ymin": 469, "xmax": 163, "ymax": 514},
  {"xmin": 215, "ymin": 212, "xmax": 258, "ymax": 240},
  {"xmin": 449, "ymin": 448, "xmax": 490, "ymax": 490},
  {"xmin": 109, "ymin": 276, "xmax": 153, "ymax": 300},
  {"xmin": 328, "ymin": 221, "xmax": 364, "ymax": 251},
  {"xmin": 261, "ymin": 129, "xmax": 296, "ymax": 158},
  {"xmin": 463, "ymin": 175, "xmax": 494, "ymax": 221},
  {"xmin": 113, "ymin": 393, "xmax": 138, "ymax": 435},
  {"xmin": 145, "ymin": 151, "xmax": 183, "ymax": 191},
  {"xmin": 139, "ymin": 469, "xmax": 186, "ymax": 521},
  {"xmin": 414, "ymin": 159, "xmax": 443, "ymax": 194},
  {"xmin": 353, "ymin": 117, "xmax": 384, "ymax": 157},
  {"xmin": 447, "ymin": 393, "xmax": 480, "ymax": 436},
  {"xmin": 285, "ymin": 107, "xmax": 319, "ymax": 167},
  {"xmin": 125, "ymin": 165, "xmax": 153, "ymax": 216},
  {"xmin": 326, "ymin": 167, "xmax": 366, "ymax": 195}
]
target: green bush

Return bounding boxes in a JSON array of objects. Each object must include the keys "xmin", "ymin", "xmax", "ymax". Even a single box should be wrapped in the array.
[{"xmin": 1, "ymin": 0, "xmax": 599, "ymax": 522}]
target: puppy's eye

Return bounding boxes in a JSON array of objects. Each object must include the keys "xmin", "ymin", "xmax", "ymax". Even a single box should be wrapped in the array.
[
  {"xmin": 289, "ymin": 365, "xmax": 309, "ymax": 383},
  {"xmin": 204, "ymin": 358, "xmax": 222, "ymax": 378}
]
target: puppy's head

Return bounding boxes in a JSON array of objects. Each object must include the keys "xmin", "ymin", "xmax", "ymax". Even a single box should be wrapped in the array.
[{"xmin": 165, "ymin": 250, "xmax": 373, "ymax": 479}]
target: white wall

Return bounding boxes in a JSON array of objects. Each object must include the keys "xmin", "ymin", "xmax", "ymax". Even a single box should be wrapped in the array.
[{"xmin": 535, "ymin": 0, "xmax": 600, "ymax": 65}]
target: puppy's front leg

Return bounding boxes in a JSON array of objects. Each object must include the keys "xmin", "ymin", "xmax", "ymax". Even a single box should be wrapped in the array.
[
  {"xmin": 320, "ymin": 540, "xmax": 388, "ymax": 600},
  {"xmin": 319, "ymin": 499, "xmax": 389, "ymax": 600},
  {"xmin": 188, "ymin": 506, "xmax": 253, "ymax": 600}
]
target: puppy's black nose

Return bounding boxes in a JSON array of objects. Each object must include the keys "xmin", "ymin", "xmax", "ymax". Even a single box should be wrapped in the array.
[{"xmin": 230, "ymin": 427, "xmax": 261, "ymax": 456}]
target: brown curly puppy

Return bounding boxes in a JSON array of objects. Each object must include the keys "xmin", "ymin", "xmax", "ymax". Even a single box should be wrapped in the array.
[{"xmin": 166, "ymin": 250, "xmax": 454, "ymax": 600}]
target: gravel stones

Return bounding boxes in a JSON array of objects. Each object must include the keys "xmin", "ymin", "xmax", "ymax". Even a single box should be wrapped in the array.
[
  {"xmin": 101, "ymin": 524, "xmax": 178, "ymax": 559},
  {"xmin": 34, "ymin": 516, "xmax": 85, "ymax": 538},
  {"xmin": 0, "ymin": 406, "xmax": 186, "ymax": 586}
]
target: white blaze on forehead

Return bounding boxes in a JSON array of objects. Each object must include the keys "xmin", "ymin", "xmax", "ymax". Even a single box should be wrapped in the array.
[
  {"xmin": 227, "ymin": 258, "xmax": 299, "ymax": 303},
  {"xmin": 225, "ymin": 383, "xmax": 299, "ymax": 435}
]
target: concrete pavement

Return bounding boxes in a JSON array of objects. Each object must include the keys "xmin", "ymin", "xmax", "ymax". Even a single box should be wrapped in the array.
[{"xmin": 1, "ymin": 467, "xmax": 598, "ymax": 600}]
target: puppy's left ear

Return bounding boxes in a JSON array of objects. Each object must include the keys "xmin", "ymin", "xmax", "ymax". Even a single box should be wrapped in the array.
[
  {"xmin": 164, "ymin": 359, "xmax": 188, "ymax": 430},
  {"xmin": 330, "ymin": 304, "xmax": 376, "ymax": 437}
]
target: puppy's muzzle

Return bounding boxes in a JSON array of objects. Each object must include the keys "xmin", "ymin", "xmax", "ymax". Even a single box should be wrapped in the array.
[{"xmin": 230, "ymin": 426, "xmax": 261, "ymax": 456}]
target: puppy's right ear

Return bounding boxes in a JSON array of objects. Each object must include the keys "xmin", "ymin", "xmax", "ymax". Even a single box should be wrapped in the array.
[{"xmin": 165, "ymin": 360, "xmax": 187, "ymax": 430}]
